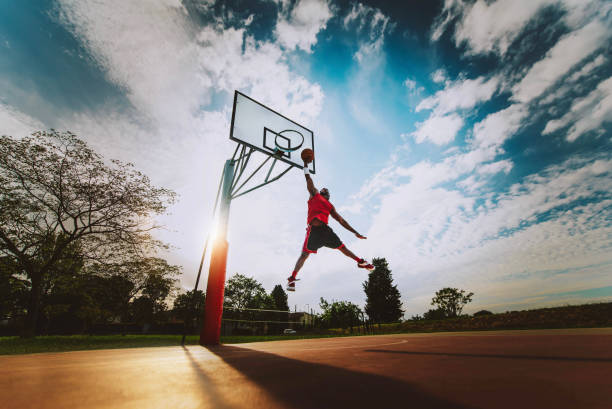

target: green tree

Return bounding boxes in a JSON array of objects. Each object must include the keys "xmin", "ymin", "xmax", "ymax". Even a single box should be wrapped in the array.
[
  {"xmin": 130, "ymin": 260, "xmax": 180, "ymax": 324},
  {"xmin": 0, "ymin": 131, "xmax": 176, "ymax": 336},
  {"xmin": 223, "ymin": 273, "xmax": 268, "ymax": 310},
  {"xmin": 270, "ymin": 284, "xmax": 289, "ymax": 311},
  {"xmin": 42, "ymin": 274, "xmax": 111, "ymax": 334},
  {"xmin": 173, "ymin": 289, "xmax": 205, "ymax": 331},
  {"xmin": 92, "ymin": 257, "xmax": 178, "ymax": 323},
  {"xmin": 0, "ymin": 256, "xmax": 29, "ymax": 321},
  {"xmin": 319, "ymin": 298, "xmax": 362, "ymax": 329},
  {"xmin": 431, "ymin": 287, "xmax": 474, "ymax": 318},
  {"xmin": 422, "ymin": 308, "xmax": 446, "ymax": 320},
  {"xmin": 363, "ymin": 257, "xmax": 403, "ymax": 323},
  {"xmin": 39, "ymin": 256, "xmax": 180, "ymax": 333}
]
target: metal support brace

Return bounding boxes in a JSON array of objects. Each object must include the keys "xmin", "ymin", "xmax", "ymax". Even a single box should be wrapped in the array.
[{"xmin": 231, "ymin": 164, "xmax": 292, "ymax": 199}]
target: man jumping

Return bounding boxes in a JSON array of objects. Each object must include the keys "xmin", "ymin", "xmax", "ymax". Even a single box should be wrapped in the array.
[{"xmin": 287, "ymin": 160, "xmax": 374, "ymax": 292}]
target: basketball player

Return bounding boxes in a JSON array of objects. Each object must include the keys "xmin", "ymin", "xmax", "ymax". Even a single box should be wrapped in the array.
[{"xmin": 287, "ymin": 158, "xmax": 374, "ymax": 291}]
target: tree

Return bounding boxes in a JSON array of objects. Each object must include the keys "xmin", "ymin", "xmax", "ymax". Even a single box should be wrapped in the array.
[
  {"xmin": 431, "ymin": 287, "xmax": 474, "ymax": 318},
  {"xmin": 173, "ymin": 290, "xmax": 205, "ymax": 331},
  {"xmin": 362, "ymin": 258, "xmax": 403, "ymax": 323},
  {"xmin": 423, "ymin": 308, "xmax": 446, "ymax": 320},
  {"xmin": 270, "ymin": 284, "xmax": 289, "ymax": 311},
  {"xmin": 319, "ymin": 298, "xmax": 362, "ymax": 329},
  {"xmin": 223, "ymin": 273, "xmax": 268, "ymax": 310},
  {"xmin": 0, "ymin": 256, "xmax": 29, "ymax": 321},
  {"xmin": 0, "ymin": 131, "xmax": 176, "ymax": 336},
  {"xmin": 130, "ymin": 259, "xmax": 180, "ymax": 324},
  {"xmin": 38, "ymin": 256, "xmax": 180, "ymax": 333}
]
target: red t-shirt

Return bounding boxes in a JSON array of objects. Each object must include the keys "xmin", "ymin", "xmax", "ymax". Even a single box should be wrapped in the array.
[{"xmin": 307, "ymin": 193, "xmax": 333, "ymax": 225}]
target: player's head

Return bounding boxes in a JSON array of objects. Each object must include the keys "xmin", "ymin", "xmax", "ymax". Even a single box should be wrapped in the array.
[{"xmin": 320, "ymin": 188, "xmax": 330, "ymax": 200}]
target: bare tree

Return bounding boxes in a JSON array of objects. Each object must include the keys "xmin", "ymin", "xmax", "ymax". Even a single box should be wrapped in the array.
[
  {"xmin": 431, "ymin": 287, "xmax": 474, "ymax": 318},
  {"xmin": 0, "ymin": 130, "xmax": 176, "ymax": 336}
]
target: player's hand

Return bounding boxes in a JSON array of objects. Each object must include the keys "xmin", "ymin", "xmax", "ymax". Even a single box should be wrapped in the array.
[{"xmin": 356, "ymin": 233, "xmax": 367, "ymax": 239}]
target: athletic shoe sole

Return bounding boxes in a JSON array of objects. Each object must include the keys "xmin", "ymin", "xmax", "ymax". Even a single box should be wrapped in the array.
[{"xmin": 358, "ymin": 262, "xmax": 375, "ymax": 271}]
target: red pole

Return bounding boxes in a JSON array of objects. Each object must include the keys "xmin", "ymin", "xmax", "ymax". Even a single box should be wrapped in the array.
[
  {"xmin": 200, "ymin": 238, "xmax": 228, "ymax": 344},
  {"xmin": 200, "ymin": 159, "xmax": 234, "ymax": 345}
]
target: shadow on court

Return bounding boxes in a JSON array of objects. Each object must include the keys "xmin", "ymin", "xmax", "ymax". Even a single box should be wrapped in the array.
[
  {"xmin": 200, "ymin": 344, "xmax": 475, "ymax": 409},
  {"xmin": 364, "ymin": 349, "xmax": 612, "ymax": 363},
  {"xmin": 181, "ymin": 346, "xmax": 236, "ymax": 409}
]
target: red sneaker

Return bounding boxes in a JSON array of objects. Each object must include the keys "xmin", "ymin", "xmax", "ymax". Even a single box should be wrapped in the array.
[
  {"xmin": 286, "ymin": 276, "xmax": 299, "ymax": 292},
  {"xmin": 357, "ymin": 259, "xmax": 374, "ymax": 271}
]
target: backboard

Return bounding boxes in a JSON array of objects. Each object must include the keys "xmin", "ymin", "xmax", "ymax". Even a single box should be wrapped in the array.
[{"xmin": 230, "ymin": 91, "xmax": 315, "ymax": 174}]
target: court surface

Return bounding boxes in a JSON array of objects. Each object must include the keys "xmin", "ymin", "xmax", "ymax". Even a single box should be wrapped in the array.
[{"xmin": 1, "ymin": 328, "xmax": 611, "ymax": 409}]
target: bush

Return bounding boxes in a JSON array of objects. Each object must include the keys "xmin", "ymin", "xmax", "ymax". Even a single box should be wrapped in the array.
[
  {"xmin": 473, "ymin": 310, "xmax": 493, "ymax": 317},
  {"xmin": 423, "ymin": 308, "xmax": 446, "ymax": 320}
]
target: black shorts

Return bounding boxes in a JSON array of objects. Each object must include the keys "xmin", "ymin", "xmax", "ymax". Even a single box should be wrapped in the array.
[{"xmin": 302, "ymin": 223, "xmax": 344, "ymax": 254}]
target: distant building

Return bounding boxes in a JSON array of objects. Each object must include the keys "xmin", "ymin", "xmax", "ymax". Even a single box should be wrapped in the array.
[{"xmin": 289, "ymin": 312, "xmax": 314, "ymax": 326}]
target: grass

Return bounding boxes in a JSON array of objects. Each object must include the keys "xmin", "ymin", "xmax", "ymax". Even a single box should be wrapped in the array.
[
  {"xmin": 0, "ymin": 333, "xmax": 356, "ymax": 355},
  {"xmin": 3, "ymin": 302, "xmax": 610, "ymax": 355}
]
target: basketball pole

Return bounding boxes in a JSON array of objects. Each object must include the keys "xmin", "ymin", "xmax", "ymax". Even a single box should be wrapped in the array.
[
  {"xmin": 197, "ymin": 134, "xmax": 300, "ymax": 345},
  {"xmin": 200, "ymin": 159, "xmax": 235, "ymax": 345}
]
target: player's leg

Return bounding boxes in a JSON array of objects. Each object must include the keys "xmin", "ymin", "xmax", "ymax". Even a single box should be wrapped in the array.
[
  {"xmin": 337, "ymin": 244, "xmax": 374, "ymax": 271},
  {"xmin": 288, "ymin": 226, "xmax": 320, "ymax": 291},
  {"xmin": 291, "ymin": 251, "xmax": 310, "ymax": 276},
  {"xmin": 323, "ymin": 225, "xmax": 374, "ymax": 271},
  {"xmin": 287, "ymin": 251, "xmax": 309, "ymax": 292}
]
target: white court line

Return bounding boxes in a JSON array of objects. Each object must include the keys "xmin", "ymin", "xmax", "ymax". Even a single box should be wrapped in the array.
[
  {"xmin": 192, "ymin": 337, "xmax": 412, "ymax": 357},
  {"xmin": 295, "ymin": 338, "xmax": 409, "ymax": 351}
]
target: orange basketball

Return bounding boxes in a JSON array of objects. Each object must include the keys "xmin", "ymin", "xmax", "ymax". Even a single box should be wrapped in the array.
[{"xmin": 301, "ymin": 148, "xmax": 314, "ymax": 163}]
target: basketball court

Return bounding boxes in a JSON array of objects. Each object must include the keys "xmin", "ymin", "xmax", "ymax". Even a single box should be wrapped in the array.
[
  {"xmin": 4, "ymin": 94, "xmax": 606, "ymax": 409},
  {"xmin": 2, "ymin": 328, "xmax": 611, "ymax": 409}
]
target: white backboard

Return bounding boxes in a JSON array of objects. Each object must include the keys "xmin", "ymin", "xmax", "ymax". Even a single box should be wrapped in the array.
[{"xmin": 230, "ymin": 91, "xmax": 315, "ymax": 173}]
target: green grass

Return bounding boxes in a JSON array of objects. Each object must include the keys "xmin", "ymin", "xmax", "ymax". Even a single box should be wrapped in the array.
[
  {"xmin": 0, "ymin": 333, "xmax": 357, "ymax": 355},
  {"xmin": 5, "ymin": 303, "xmax": 609, "ymax": 355}
]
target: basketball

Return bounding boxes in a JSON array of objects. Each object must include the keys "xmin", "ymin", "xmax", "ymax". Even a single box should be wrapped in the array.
[{"xmin": 301, "ymin": 148, "xmax": 314, "ymax": 163}]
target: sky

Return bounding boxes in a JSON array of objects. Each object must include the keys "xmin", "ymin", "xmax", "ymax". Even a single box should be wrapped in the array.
[{"xmin": 1, "ymin": 0, "xmax": 611, "ymax": 317}]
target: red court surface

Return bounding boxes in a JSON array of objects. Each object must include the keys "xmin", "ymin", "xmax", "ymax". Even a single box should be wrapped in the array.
[{"xmin": 1, "ymin": 328, "xmax": 611, "ymax": 409}]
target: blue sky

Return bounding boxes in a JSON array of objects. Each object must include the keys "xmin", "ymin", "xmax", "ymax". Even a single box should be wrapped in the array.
[{"xmin": 1, "ymin": 0, "xmax": 611, "ymax": 316}]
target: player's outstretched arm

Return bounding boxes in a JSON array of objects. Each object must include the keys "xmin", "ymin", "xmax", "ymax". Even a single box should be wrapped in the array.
[
  {"xmin": 330, "ymin": 208, "xmax": 367, "ymax": 239},
  {"xmin": 303, "ymin": 160, "xmax": 318, "ymax": 197}
]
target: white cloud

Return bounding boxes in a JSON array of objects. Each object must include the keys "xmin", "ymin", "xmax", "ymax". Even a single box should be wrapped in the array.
[
  {"xmin": 478, "ymin": 160, "xmax": 513, "ymax": 175},
  {"xmin": 346, "ymin": 0, "xmax": 612, "ymax": 315},
  {"xmin": 512, "ymin": 20, "xmax": 610, "ymax": 104},
  {"xmin": 430, "ymin": 0, "xmax": 464, "ymax": 43},
  {"xmin": 343, "ymin": 4, "xmax": 394, "ymax": 136},
  {"xmin": 412, "ymin": 113, "xmax": 464, "ymax": 145},
  {"xmin": 416, "ymin": 75, "xmax": 500, "ymax": 115},
  {"xmin": 361, "ymin": 156, "xmax": 612, "ymax": 315},
  {"xmin": 196, "ymin": 26, "xmax": 324, "ymax": 123},
  {"xmin": 457, "ymin": 174, "xmax": 486, "ymax": 193},
  {"xmin": 403, "ymin": 78, "xmax": 424, "ymax": 97},
  {"xmin": 56, "ymin": 0, "xmax": 199, "ymax": 125},
  {"xmin": 0, "ymin": 103, "xmax": 43, "ymax": 137},
  {"xmin": 568, "ymin": 54, "xmax": 607, "ymax": 82},
  {"xmin": 431, "ymin": 69, "xmax": 447, "ymax": 83},
  {"xmin": 431, "ymin": 0, "xmax": 607, "ymax": 58},
  {"xmin": 350, "ymin": 163, "xmax": 399, "ymax": 202},
  {"xmin": 48, "ymin": 0, "xmax": 327, "ymax": 301},
  {"xmin": 539, "ymin": 53, "xmax": 608, "ymax": 106},
  {"xmin": 472, "ymin": 104, "xmax": 527, "ymax": 150},
  {"xmin": 543, "ymin": 76, "xmax": 612, "ymax": 141},
  {"xmin": 343, "ymin": 3, "xmax": 393, "ymax": 64},
  {"xmin": 454, "ymin": 0, "xmax": 556, "ymax": 56},
  {"xmin": 275, "ymin": 0, "xmax": 333, "ymax": 53},
  {"xmin": 404, "ymin": 78, "xmax": 417, "ymax": 90}
]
